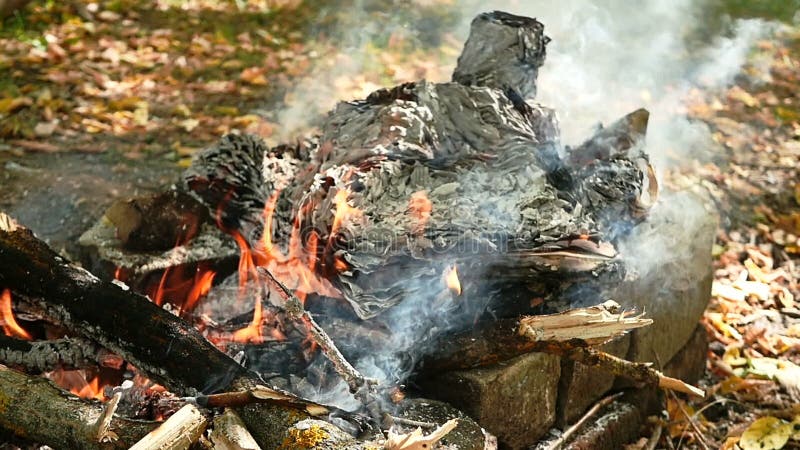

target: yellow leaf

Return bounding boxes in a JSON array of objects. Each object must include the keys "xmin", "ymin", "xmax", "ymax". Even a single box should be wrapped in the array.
[
  {"xmin": 723, "ymin": 346, "xmax": 747, "ymax": 367},
  {"xmin": 179, "ymin": 118, "xmax": 199, "ymax": 132},
  {"xmin": 133, "ymin": 102, "xmax": 148, "ymax": 126},
  {"xmin": 173, "ymin": 104, "xmax": 192, "ymax": 118},
  {"xmin": 0, "ymin": 97, "xmax": 33, "ymax": 114},
  {"xmin": 109, "ymin": 97, "xmax": 143, "ymax": 112},
  {"xmin": 214, "ymin": 106, "xmax": 240, "ymax": 117},
  {"xmin": 739, "ymin": 417, "xmax": 792, "ymax": 450},
  {"xmin": 233, "ymin": 114, "xmax": 261, "ymax": 126}
]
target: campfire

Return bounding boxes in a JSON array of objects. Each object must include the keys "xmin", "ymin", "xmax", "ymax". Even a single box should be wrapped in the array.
[{"xmin": 0, "ymin": 10, "xmax": 701, "ymax": 450}]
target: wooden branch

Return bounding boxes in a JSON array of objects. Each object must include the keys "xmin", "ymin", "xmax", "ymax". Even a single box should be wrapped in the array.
[
  {"xmin": 129, "ymin": 404, "xmax": 207, "ymax": 450},
  {"xmin": 518, "ymin": 300, "xmax": 652, "ymax": 345},
  {"xmin": 565, "ymin": 348, "xmax": 704, "ymax": 397},
  {"xmin": 210, "ymin": 408, "xmax": 261, "ymax": 450},
  {"xmin": 0, "ymin": 334, "xmax": 106, "ymax": 373},
  {"xmin": 424, "ymin": 300, "xmax": 651, "ymax": 370},
  {"xmin": 0, "ymin": 364, "xmax": 157, "ymax": 449},
  {"xmin": 179, "ymin": 385, "xmax": 329, "ymax": 416}
]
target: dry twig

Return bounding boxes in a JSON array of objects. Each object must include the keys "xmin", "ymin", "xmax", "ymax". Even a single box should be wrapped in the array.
[{"xmin": 544, "ymin": 392, "xmax": 623, "ymax": 450}]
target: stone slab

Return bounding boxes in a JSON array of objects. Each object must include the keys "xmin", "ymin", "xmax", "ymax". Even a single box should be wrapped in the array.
[
  {"xmin": 613, "ymin": 191, "xmax": 716, "ymax": 365},
  {"xmin": 556, "ymin": 334, "xmax": 630, "ymax": 427},
  {"xmin": 419, "ymin": 352, "xmax": 561, "ymax": 450}
]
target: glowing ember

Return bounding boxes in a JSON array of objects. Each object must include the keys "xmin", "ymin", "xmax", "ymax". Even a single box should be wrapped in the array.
[
  {"xmin": 0, "ymin": 289, "xmax": 32, "ymax": 340},
  {"xmin": 334, "ymin": 257, "xmax": 348, "ymax": 272},
  {"xmin": 408, "ymin": 190, "xmax": 432, "ymax": 235},
  {"xmin": 444, "ymin": 265, "xmax": 462, "ymax": 296}
]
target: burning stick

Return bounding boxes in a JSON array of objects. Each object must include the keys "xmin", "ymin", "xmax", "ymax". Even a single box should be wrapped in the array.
[
  {"xmin": 174, "ymin": 385, "xmax": 329, "ymax": 416},
  {"xmin": 258, "ymin": 267, "xmax": 381, "ymax": 416}
]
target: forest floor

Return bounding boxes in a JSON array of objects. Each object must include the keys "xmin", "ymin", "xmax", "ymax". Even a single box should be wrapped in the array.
[{"xmin": 1, "ymin": 1, "xmax": 800, "ymax": 449}]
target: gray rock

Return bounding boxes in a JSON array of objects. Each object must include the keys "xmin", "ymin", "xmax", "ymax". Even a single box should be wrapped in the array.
[
  {"xmin": 663, "ymin": 324, "xmax": 708, "ymax": 385},
  {"xmin": 397, "ymin": 398, "xmax": 489, "ymax": 450},
  {"xmin": 613, "ymin": 191, "xmax": 716, "ymax": 365},
  {"xmin": 419, "ymin": 352, "xmax": 560, "ymax": 449},
  {"xmin": 556, "ymin": 335, "xmax": 630, "ymax": 427}
]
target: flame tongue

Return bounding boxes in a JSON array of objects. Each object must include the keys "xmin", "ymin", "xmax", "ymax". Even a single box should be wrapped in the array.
[
  {"xmin": 445, "ymin": 265, "xmax": 462, "ymax": 296},
  {"xmin": 0, "ymin": 289, "xmax": 32, "ymax": 340},
  {"xmin": 48, "ymin": 370, "xmax": 107, "ymax": 401}
]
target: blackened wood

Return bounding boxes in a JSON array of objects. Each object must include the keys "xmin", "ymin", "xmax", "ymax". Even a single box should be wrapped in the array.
[
  {"xmin": 421, "ymin": 318, "xmax": 587, "ymax": 371},
  {"xmin": 0, "ymin": 224, "xmax": 247, "ymax": 395},
  {"xmin": 423, "ymin": 301, "xmax": 650, "ymax": 370},
  {"xmin": 0, "ymin": 365, "xmax": 157, "ymax": 449}
]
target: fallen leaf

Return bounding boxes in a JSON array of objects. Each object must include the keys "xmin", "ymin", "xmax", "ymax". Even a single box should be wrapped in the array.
[
  {"xmin": 34, "ymin": 121, "xmax": 58, "ymax": 137},
  {"xmin": 179, "ymin": 118, "xmax": 199, "ymax": 132},
  {"xmin": 0, "ymin": 97, "xmax": 33, "ymax": 115},
  {"xmin": 133, "ymin": 102, "xmax": 149, "ymax": 126},
  {"xmin": 213, "ymin": 106, "xmax": 240, "ymax": 117},
  {"xmin": 739, "ymin": 417, "xmax": 792, "ymax": 450},
  {"xmin": 241, "ymin": 67, "xmax": 268, "ymax": 85}
]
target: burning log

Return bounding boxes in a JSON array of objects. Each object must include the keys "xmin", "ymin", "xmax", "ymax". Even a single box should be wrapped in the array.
[
  {"xmin": 0, "ymin": 213, "xmax": 331, "ymax": 448},
  {"xmin": 2, "ymin": 9, "xmax": 689, "ymax": 448},
  {"xmin": 182, "ymin": 11, "xmax": 652, "ymax": 325}
]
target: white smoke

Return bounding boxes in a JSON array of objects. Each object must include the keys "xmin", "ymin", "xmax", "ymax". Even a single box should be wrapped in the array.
[{"xmin": 255, "ymin": 0, "xmax": 779, "ymax": 407}]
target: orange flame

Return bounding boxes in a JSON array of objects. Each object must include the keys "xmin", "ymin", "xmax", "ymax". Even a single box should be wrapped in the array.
[
  {"xmin": 49, "ymin": 370, "xmax": 106, "ymax": 401},
  {"xmin": 445, "ymin": 265, "xmax": 462, "ymax": 296},
  {"xmin": 183, "ymin": 269, "xmax": 216, "ymax": 313},
  {"xmin": 408, "ymin": 190, "xmax": 432, "ymax": 235},
  {"xmin": 232, "ymin": 295, "xmax": 264, "ymax": 344},
  {"xmin": 0, "ymin": 289, "xmax": 32, "ymax": 340},
  {"xmin": 329, "ymin": 188, "xmax": 362, "ymax": 240},
  {"xmin": 260, "ymin": 191, "xmax": 281, "ymax": 253}
]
